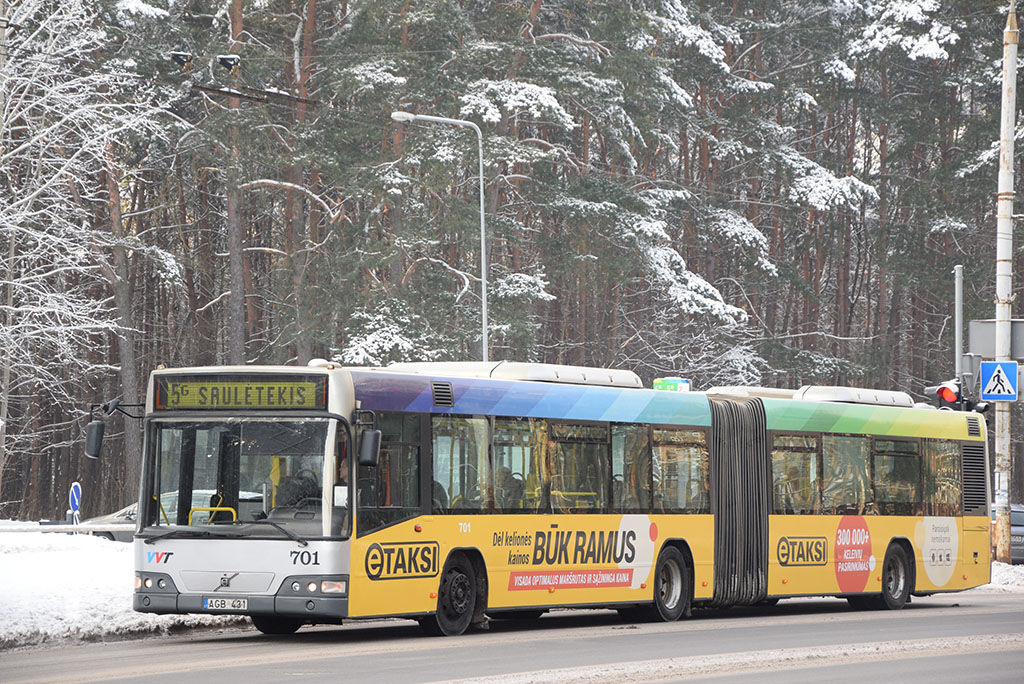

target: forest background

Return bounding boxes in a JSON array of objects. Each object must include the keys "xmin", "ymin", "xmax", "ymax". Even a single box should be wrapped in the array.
[{"xmin": 2, "ymin": 0, "xmax": 1023, "ymax": 519}]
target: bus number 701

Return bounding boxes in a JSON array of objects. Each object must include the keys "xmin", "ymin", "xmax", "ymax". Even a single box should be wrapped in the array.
[{"xmin": 290, "ymin": 551, "xmax": 320, "ymax": 566}]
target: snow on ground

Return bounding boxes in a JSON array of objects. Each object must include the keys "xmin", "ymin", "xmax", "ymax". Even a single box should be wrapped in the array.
[
  {"xmin": 973, "ymin": 558, "xmax": 1024, "ymax": 592},
  {"xmin": 1, "ymin": 524, "xmax": 1022, "ymax": 651},
  {"xmin": 0, "ymin": 527, "xmax": 245, "ymax": 650}
]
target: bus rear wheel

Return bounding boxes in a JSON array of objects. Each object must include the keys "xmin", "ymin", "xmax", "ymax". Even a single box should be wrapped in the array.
[
  {"xmin": 420, "ymin": 553, "xmax": 476, "ymax": 636},
  {"xmin": 251, "ymin": 615, "xmax": 303, "ymax": 635},
  {"xmin": 879, "ymin": 544, "xmax": 911, "ymax": 610},
  {"xmin": 651, "ymin": 546, "xmax": 689, "ymax": 621},
  {"xmin": 846, "ymin": 544, "xmax": 912, "ymax": 611}
]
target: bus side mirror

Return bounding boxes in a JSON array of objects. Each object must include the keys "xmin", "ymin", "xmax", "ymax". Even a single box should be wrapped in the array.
[
  {"xmin": 85, "ymin": 421, "xmax": 105, "ymax": 459},
  {"xmin": 358, "ymin": 429, "xmax": 381, "ymax": 467}
]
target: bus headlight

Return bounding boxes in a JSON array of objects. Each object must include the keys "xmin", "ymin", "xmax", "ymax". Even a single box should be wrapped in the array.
[
  {"xmin": 321, "ymin": 580, "xmax": 346, "ymax": 594},
  {"xmin": 135, "ymin": 572, "xmax": 176, "ymax": 593},
  {"xmin": 278, "ymin": 575, "xmax": 347, "ymax": 597}
]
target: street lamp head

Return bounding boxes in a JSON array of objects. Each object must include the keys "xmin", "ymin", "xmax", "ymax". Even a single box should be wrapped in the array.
[
  {"xmin": 217, "ymin": 54, "xmax": 241, "ymax": 71},
  {"xmin": 391, "ymin": 111, "xmax": 416, "ymax": 123},
  {"xmin": 170, "ymin": 51, "xmax": 193, "ymax": 68}
]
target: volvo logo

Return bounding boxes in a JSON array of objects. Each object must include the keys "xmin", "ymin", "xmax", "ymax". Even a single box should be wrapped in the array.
[{"xmin": 216, "ymin": 572, "xmax": 239, "ymax": 591}]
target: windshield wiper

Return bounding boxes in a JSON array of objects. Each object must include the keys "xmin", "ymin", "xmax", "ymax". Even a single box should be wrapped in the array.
[
  {"xmin": 143, "ymin": 528, "xmax": 240, "ymax": 544},
  {"xmin": 212, "ymin": 519, "xmax": 309, "ymax": 546}
]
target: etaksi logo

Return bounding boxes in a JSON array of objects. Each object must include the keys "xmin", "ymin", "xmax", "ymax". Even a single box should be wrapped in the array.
[
  {"xmin": 777, "ymin": 536, "xmax": 827, "ymax": 566},
  {"xmin": 365, "ymin": 542, "xmax": 439, "ymax": 580}
]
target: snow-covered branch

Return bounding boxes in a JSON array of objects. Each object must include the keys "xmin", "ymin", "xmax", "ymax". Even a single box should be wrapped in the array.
[{"xmin": 238, "ymin": 179, "xmax": 342, "ymax": 222}]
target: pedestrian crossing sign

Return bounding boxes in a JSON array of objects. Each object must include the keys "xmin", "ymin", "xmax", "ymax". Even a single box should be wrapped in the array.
[{"xmin": 980, "ymin": 361, "xmax": 1018, "ymax": 402}]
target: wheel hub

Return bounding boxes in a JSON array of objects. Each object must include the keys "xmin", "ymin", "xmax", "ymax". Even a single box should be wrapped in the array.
[
  {"xmin": 886, "ymin": 557, "xmax": 905, "ymax": 597},
  {"xmin": 660, "ymin": 563, "xmax": 682, "ymax": 610},
  {"xmin": 448, "ymin": 573, "xmax": 472, "ymax": 614}
]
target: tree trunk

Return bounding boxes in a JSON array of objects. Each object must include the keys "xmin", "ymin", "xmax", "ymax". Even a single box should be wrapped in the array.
[
  {"xmin": 100, "ymin": 146, "xmax": 143, "ymax": 500},
  {"xmin": 225, "ymin": 0, "xmax": 247, "ymax": 365}
]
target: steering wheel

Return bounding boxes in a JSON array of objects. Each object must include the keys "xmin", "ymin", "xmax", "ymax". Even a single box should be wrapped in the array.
[{"xmin": 293, "ymin": 468, "xmax": 319, "ymax": 482}]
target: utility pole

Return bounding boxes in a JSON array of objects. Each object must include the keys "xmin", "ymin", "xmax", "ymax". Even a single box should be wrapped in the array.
[
  {"xmin": 0, "ymin": 0, "xmax": 10, "ymax": 510},
  {"xmin": 994, "ymin": 0, "xmax": 1018, "ymax": 564},
  {"xmin": 955, "ymin": 264, "xmax": 963, "ymax": 384},
  {"xmin": 225, "ymin": 0, "xmax": 246, "ymax": 366}
]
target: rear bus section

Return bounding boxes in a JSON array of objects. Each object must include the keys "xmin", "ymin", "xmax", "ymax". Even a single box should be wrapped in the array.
[{"xmin": 737, "ymin": 388, "xmax": 991, "ymax": 608}]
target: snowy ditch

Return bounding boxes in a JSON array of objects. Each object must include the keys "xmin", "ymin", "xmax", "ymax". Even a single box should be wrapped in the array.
[{"xmin": 1, "ymin": 527, "xmax": 1022, "ymax": 651}]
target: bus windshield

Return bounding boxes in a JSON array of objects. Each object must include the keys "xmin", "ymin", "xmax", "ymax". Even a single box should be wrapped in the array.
[{"xmin": 143, "ymin": 418, "xmax": 334, "ymax": 538}]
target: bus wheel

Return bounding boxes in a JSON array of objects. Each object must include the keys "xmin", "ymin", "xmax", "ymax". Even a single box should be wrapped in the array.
[
  {"xmin": 651, "ymin": 546, "xmax": 689, "ymax": 621},
  {"xmin": 420, "ymin": 553, "xmax": 476, "ymax": 636},
  {"xmin": 251, "ymin": 615, "xmax": 303, "ymax": 635},
  {"xmin": 880, "ymin": 545, "xmax": 911, "ymax": 610}
]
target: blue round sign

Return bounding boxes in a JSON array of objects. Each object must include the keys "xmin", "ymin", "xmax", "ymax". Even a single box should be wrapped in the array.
[{"xmin": 69, "ymin": 481, "xmax": 82, "ymax": 513}]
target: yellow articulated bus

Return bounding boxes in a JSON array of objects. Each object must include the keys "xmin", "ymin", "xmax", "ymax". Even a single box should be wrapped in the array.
[{"xmin": 89, "ymin": 361, "xmax": 990, "ymax": 636}]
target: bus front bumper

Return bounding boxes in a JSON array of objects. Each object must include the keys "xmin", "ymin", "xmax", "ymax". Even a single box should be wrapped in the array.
[
  {"xmin": 134, "ymin": 592, "xmax": 348, "ymax": 619},
  {"xmin": 133, "ymin": 572, "xmax": 349, "ymax": 620}
]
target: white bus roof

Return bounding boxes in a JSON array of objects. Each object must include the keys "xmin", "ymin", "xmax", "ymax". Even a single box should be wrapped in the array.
[{"xmin": 384, "ymin": 361, "xmax": 643, "ymax": 388}]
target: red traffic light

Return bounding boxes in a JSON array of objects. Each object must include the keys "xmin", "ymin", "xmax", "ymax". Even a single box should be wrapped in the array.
[{"xmin": 937, "ymin": 385, "xmax": 959, "ymax": 403}]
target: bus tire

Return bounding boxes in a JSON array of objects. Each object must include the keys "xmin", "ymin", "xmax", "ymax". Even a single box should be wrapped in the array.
[
  {"xmin": 651, "ymin": 546, "xmax": 689, "ymax": 622},
  {"xmin": 420, "ymin": 553, "xmax": 476, "ymax": 636},
  {"xmin": 879, "ymin": 544, "xmax": 911, "ymax": 610},
  {"xmin": 251, "ymin": 615, "xmax": 303, "ymax": 635}
]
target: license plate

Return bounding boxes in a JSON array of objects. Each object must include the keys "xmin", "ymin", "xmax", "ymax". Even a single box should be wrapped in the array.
[{"xmin": 203, "ymin": 597, "xmax": 247, "ymax": 611}]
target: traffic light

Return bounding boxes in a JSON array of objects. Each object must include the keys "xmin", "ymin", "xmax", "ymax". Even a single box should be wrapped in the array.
[
  {"xmin": 926, "ymin": 380, "xmax": 962, "ymax": 410},
  {"xmin": 924, "ymin": 379, "xmax": 990, "ymax": 413}
]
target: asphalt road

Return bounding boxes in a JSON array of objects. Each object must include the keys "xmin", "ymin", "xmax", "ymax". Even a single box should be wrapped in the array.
[{"xmin": 3, "ymin": 592, "xmax": 1023, "ymax": 684}]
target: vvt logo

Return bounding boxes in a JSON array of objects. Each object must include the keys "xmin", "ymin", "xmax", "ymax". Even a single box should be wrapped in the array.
[{"xmin": 146, "ymin": 551, "xmax": 174, "ymax": 564}]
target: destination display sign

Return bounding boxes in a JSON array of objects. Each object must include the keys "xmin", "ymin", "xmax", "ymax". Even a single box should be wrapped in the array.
[{"xmin": 154, "ymin": 375, "xmax": 327, "ymax": 411}]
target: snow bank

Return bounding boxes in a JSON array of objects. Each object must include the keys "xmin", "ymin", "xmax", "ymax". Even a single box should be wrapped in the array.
[
  {"xmin": 0, "ymin": 525, "xmax": 1021, "ymax": 651},
  {"xmin": 971, "ymin": 561, "xmax": 1024, "ymax": 593},
  {"xmin": 0, "ymin": 530, "xmax": 244, "ymax": 650}
]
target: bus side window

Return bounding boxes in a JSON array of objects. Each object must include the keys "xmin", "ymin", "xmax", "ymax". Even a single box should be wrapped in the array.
[
  {"xmin": 548, "ymin": 423, "xmax": 609, "ymax": 513},
  {"xmin": 771, "ymin": 434, "xmax": 821, "ymax": 515},
  {"xmin": 432, "ymin": 416, "xmax": 490, "ymax": 512},
  {"xmin": 922, "ymin": 438, "xmax": 961, "ymax": 517},
  {"xmin": 494, "ymin": 418, "xmax": 539, "ymax": 511},
  {"xmin": 652, "ymin": 429, "xmax": 709, "ymax": 513},
  {"xmin": 357, "ymin": 412, "xmax": 421, "ymax": 535},
  {"xmin": 822, "ymin": 435, "xmax": 871, "ymax": 515},
  {"xmin": 873, "ymin": 439, "xmax": 921, "ymax": 515},
  {"xmin": 612, "ymin": 424, "xmax": 650, "ymax": 512}
]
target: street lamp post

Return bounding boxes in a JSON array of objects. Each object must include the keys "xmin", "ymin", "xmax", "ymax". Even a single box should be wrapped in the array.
[{"xmin": 391, "ymin": 111, "xmax": 488, "ymax": 363}]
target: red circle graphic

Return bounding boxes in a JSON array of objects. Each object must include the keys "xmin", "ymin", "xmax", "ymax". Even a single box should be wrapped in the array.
[{"xmin": 834, "ymin": 515, "xmax": 872, "ymax": 593}]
